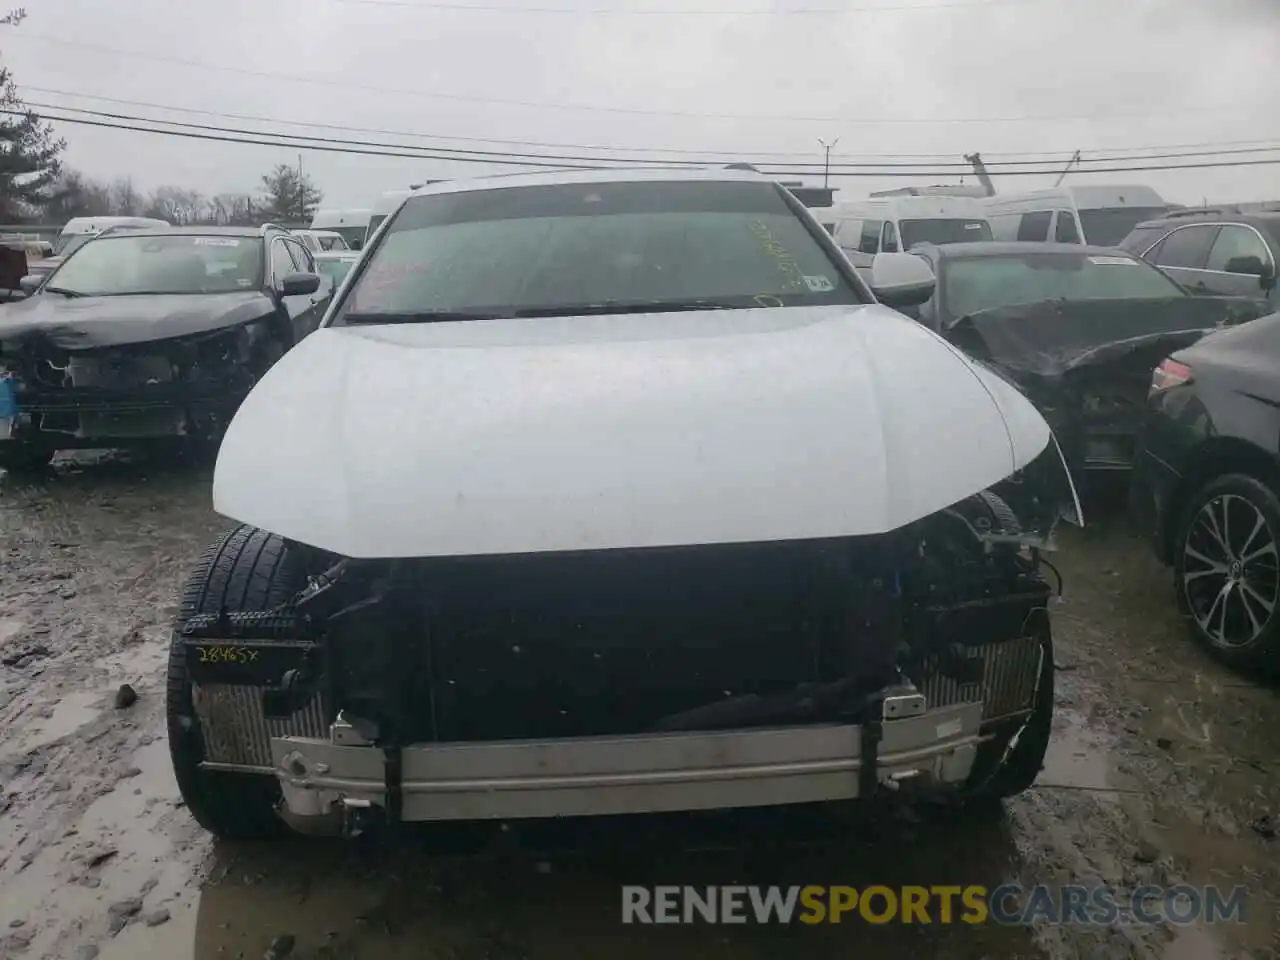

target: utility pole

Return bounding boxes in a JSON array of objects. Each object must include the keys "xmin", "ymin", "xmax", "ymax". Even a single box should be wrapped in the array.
[
  {"xmin": 296, "ymin": 154, "xmax": 304, "ymax": 222},
  {"xmin": 818, "ymin": 137, "xmax": 840, "ymax": 189},
  {"xmin": 1053, "ymin": 150, "xmax": 1081, "ymax": 188}
]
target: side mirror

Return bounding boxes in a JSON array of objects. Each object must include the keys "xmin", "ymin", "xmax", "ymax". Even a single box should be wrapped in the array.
[
  {"xmin": 19, "ymin": 274, "xmax": 42, "ymax": 294},
  {"xmin": 277, "ymin": 272, "xmax": 320, "ymax": 297},
  {"xmin": 1260, "ymin": 261, "xmax": 1276, "ymax": 293},
  {"xmin": 869, "ymin": 252, "xmax": 936, "ymax": 309}
]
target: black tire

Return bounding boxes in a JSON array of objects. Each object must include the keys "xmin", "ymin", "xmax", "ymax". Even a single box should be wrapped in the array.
[
  {"xmin": 1173, "ymin": 473, "xmax": 1280, "ymax": 669},
  {"xmin": 965, "ymin": 627, "xmax": 1054, "ymax": 801},
  {"xmin": 0, "ymin": 443, "xmax": 54, "ymax": 473},
  {"xmin": 167, "ymin": 524, "xmax": 306, "ymax": 839}
]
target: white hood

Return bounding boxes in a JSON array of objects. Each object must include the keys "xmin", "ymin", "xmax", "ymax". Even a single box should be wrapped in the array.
[{"xmin": 213, "ymin": 305, "xmax": 1052, "ymax": 559}]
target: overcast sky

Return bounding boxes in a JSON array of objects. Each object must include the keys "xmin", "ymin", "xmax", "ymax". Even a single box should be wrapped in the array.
[{"xmin": 2, "ymin": 0, "xmax": 1277, "ymax": 209}]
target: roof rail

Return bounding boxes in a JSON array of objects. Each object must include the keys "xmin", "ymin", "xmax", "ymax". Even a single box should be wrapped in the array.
[{"xmin": 1162, "ymin": 204, "xmax": 1242, "ymax": 219}]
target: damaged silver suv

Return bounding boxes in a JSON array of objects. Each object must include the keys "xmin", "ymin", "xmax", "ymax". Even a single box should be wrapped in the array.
[{"xmin": 167, "ymin": 169, "xmax": 1082, "ymax": 839}]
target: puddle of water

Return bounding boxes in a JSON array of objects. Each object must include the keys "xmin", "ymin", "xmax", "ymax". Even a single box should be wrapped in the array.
[
  {"xmin": 1, "ymin": 736, "xmax": 203, "ymax": 957},
  {"xmin": 98, "ymin": 639, "xmax": 168, "ymax": 686},
  {"xmin": 1037, "ymin": 708, "xmax": 1131, "ymax": 795},
  {"xmin": 0, "ymin": 690, "xmax": 102, "ymax": 761}
]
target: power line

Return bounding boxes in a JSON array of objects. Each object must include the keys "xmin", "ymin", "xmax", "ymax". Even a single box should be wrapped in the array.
[
  {"xmin": 28, "ymin": 100, "xmax": 1280, "ymax": 172},
  {"xmin": 14, "ymin": 108, "xmax": 1280, "ymax": 178},
  {"xmin": 7, "ymin": 32, "xmax": 1267, "ymax": 125},
  {"xmin": 221, "ymin": 0, "xmax": 1011, "ymax": 14},
  {"xmin": 22, "ymin": 86, "xmax": 1280, "ymax": 165},
  {"xmin": 12, "ymin": 85, "xmax": 953, "ymax": 160}
]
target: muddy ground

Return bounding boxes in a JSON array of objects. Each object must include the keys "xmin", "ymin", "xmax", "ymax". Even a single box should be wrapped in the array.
[{"xmin": 0, "ymin": 457, "xmax": 1277, "ymax": 960}]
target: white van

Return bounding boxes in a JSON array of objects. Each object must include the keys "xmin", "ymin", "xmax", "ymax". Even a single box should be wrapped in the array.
[
  {"xmin": 825, "ymin": 196, "xmax": 992, "ymax": 273},
  {"xmin": 983, "ymin": 185, "xmax": 1169, "ymax": 248},
  {"xmin": 363, "ymin": 191, "xmax": 416, "ymax": 249},
  {"xmin": 309, "ymin": 209, "xmax": 371, "ymax": 251},
  {"xmin": 52, "ymin": 216, "xmax": 170, "ymax": 258},
  {"xmin": 29, "ymin": 216, "xmax": 171, "ymax": 278}
]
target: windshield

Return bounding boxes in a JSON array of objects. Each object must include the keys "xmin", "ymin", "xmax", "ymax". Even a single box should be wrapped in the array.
[
  {"xmin": 316, "ymin": 257, "xmax": 356, "ymax": 285},
  {"xmin": 943, "ymin": 251, "xmax": 1185, "ymax": 318},
  {"xmin": 900, "ymin": 218, "xmax": 992, "ymax": 249},
  {"xmin": 338, "ymin": 180, "xmax": 860, "ymax": 322},
  {"xmin": 52, "ymin": 233, "xmax": 95, "ymax": 257},
  {"xmin": 1077, "ymin": 207, "xmax": 1170, "ymax": 246},
  {"xmin": 45, "ymin": 234, "xmax": 262, "ymax": 296},
  {"xmin": 323, "ymin": 226, "xmax": 364, "ymax": 249},
  {"xmin": 363, "ymin": 215, "xmax": 388, "ymax": 247},
  {"xmin": 317, "ymin": 234, "xmax": 350, "ymax": 252}
]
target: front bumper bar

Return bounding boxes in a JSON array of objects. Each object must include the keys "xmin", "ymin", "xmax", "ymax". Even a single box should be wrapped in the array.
[{"xmin": 266, "ymin": 702, "xmax": 984, "ymax": 824}]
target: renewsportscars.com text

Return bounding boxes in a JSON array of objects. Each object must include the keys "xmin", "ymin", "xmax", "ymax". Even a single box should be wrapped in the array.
[{"xmin": 621, "ymin": 884, "xmax": 1247, "ymax": 926}]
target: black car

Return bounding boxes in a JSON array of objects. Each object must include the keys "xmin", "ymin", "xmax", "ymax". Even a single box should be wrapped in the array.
[
  {"xmin": 1130, "ymin": 313, "xmax": 1280, "ymax": 667},
  {"xmin": 905, "ymin": 241, "xmax": 1271, "ymax": 480},
  {"xmin": 1118, "ymin": 205, "xmax": 1280, "ymax": 314},
  {"xmin": 0, "ymin": 224, "xmax": 331, "ymax": 471}
]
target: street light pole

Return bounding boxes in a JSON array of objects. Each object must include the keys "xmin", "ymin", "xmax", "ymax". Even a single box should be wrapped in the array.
[{"xmin": 817, "ymin": 137, "xmax": 840, "ymax": 189}]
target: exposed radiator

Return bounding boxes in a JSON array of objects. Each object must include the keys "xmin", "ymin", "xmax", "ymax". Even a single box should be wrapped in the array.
[
  {"xmin": 194, "ymin": 683, "xmax": 328, "ymax": 769},
  {"xmin": 914, "ymin": 635, "xmax": 1042, "ymax": 723},
  {"xmin": 192, "ymin": 635, "xmax": 1043, "ymax": 770}
]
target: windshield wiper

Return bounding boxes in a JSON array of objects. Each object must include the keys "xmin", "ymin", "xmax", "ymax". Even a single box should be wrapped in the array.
[
  {"xmin": 513, "ymin": 299, "xmax": 738, "ymax": 318},
  {"xmin": 344, "ymin": 310, "xmax": 504, "ymax": 325},
  {"xmin": 42, "ymin": 286, "xmax": 83, "ymax": 298}
]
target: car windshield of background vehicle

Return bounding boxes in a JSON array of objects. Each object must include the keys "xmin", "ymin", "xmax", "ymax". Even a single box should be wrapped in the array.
[
  {"xmin": 338, "ymin": 180, "xmax": 864, "ymax": 322},
  {"xmin": 316, "ymin": 258, "xmax": 355, "ymax": 285},
  {"xmin": 45, "ymin": 235, "xmax": 262, "ymax": 296},
  {"xmin": 943, "ymin": 252, "xmax": 1185, "ymax": 317},
  {"xmin": 1078, "ymin": 207, "xmax": 1170, "ymax": 247},
  {"xmin": 329, "ymin": 226, "xmax": 365, "ymax": 249},
  {"xmin": 899, "ymin": 218, "xmax": 992, "ymax": 249},
  {"xmin": 52, "ymin": 233, "xmax": 94, "ymax": 258}
]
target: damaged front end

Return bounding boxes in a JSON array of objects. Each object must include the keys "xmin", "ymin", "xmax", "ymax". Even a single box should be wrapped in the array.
[
  {"xmin": 178, "ymin": 448, "xmax": 1076, "ymax": 834},
  {"xmin": 948, "ymin": 295, "xmax": 1270, "ymax": 477},
  {"xmin": 0, "ymin": 323, "xmax": 275, "ymax": 449}
]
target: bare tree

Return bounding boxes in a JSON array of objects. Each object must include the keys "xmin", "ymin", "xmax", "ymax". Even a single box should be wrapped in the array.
[{"xmin": 110, "ymin": 177, "xmax": 142, "ymax": 216}]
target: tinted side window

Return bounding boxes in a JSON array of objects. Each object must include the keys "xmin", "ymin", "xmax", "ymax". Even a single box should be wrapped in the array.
[
  {"xmin": 269, "ymin": 239, "xmax": 296, "ymax": 279},
  {"xmin": 1154, "ymin": 226, "xmax": 1218, "ymax": 269},
  {"xmin": 1205, "ymin": 225, "xmax": 1273, "ymax": 272},
  {"xmin": 882, "ymin": 221, "xmax": 900, "ymax": 253},
  {"xmin": 1054, "ymin": 211, "xmax": 1082, "ymax": 244},
  {"xmin": 834, "ymin": 218, "xmax": 860, "ymax": 242},
  {"xmin": 1016, "ymin": 211, "xmax": 1052, "ymax": 241},
  {"xmin": 286, "ymin": 240, "xmax": 314, "ymax": 273},
  {"xmin": 859, "ymin": 219, "xmax": 883, "ymax": 254},
  {"xmin": 1119, "ymin": 225, "xmax": 1167, "ymax": 255}
]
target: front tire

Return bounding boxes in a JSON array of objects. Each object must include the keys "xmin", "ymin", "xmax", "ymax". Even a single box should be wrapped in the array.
[
  {"xmin": 965, "ymin": 625, "xmax": 1054, "ymax": 802},
  {"xmin": 0, "ymin": 443, "xmax": 54, "ymax": 473},
  {"xmin": 167, "ymin": 525, "xmax": 306, "ymax": 839},
  {"xmin": 1174, "ymin": 473, "xmax": 1280, "ymax": 669}
]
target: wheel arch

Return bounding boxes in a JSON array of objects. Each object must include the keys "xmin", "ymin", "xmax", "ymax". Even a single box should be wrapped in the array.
[{"xmin": 1162, "ymin": 437, "xmax": 1280, "ymax": 562}]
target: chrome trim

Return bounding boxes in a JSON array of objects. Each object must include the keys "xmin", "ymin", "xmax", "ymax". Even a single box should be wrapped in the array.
[{"xmin": 1139, "ymin": 220, "xmax": 1276, "ymax": 274}]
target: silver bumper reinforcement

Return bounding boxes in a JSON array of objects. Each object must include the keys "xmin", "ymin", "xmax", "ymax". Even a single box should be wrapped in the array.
[{"xmin": 265, "ymin": 701, "xmax": 984, "ymax": 824}]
